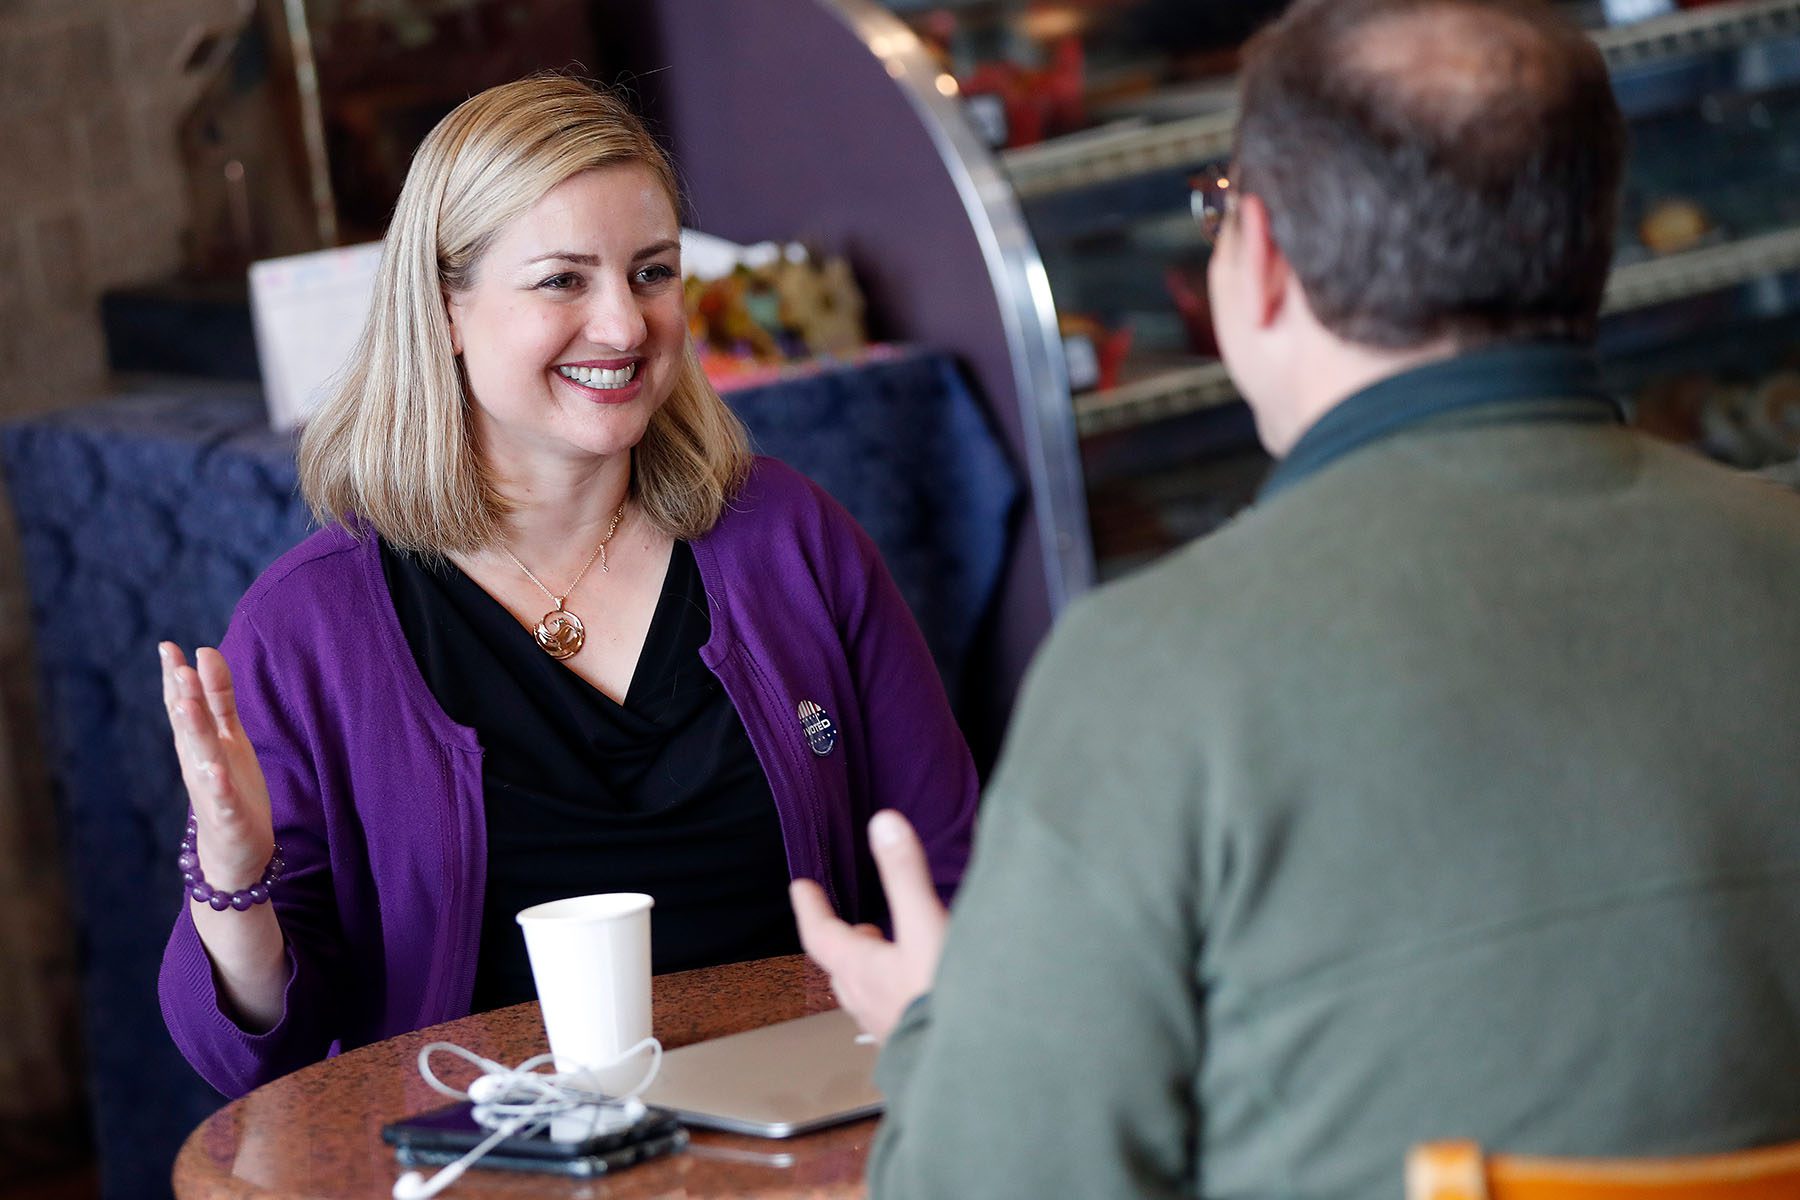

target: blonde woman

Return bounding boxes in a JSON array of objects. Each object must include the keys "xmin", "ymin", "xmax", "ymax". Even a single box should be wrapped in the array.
[{"xmin": 156, "ymin": 75, "xmax": 978, "ymax": 1098}]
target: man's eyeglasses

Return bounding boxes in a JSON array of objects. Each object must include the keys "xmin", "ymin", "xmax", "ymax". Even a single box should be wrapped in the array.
[{"xmin": 1190, "ymin": 166, "xmax": 1235, "ymax": 245}]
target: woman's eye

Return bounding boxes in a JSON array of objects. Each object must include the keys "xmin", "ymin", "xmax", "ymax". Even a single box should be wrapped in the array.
[
  {"xmin": 634, "ymin": 263, "xmax": 678, "ymax": 286},
  {"xmin": 538, "ymin": 272, "xmax": 580, "ymax": 291}
]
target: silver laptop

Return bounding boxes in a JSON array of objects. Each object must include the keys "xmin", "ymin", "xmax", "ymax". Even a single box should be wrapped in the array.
[{"xmin": 642, "ymin": 1007, "xmax": 883, "ymax": 1137}]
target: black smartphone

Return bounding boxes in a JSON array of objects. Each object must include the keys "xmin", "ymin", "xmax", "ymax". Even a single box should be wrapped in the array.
[{"xmin": 382, "ymin": 1100, "xmax": 687, "ymax": 1178}]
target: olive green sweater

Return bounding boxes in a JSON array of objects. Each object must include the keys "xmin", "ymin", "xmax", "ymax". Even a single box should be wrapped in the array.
[{"xmin": 872, "ymin": 352, "xmax": 1800, "ymax": 1198}]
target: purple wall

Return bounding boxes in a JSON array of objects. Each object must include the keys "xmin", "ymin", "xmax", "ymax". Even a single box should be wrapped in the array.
[{"xmin": 605, "ymin": 0, "xmax": 1057, "ymax": 758}]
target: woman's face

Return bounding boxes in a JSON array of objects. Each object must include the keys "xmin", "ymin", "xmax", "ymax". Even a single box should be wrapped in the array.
[{"xmin": 446, "ymin": 164, "xmax": 686, "ymax": 478}]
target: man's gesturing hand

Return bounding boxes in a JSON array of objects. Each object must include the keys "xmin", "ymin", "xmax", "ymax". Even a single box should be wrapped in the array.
[{"xmin": 789, "ymin": 810, "xmax": 948, "ymax": 1044}]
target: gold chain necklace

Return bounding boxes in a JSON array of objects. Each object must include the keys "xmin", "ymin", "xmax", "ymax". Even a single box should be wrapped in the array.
[{"xmin": 502, "ymin": 500, "xmax": 628, "ymax": 660}]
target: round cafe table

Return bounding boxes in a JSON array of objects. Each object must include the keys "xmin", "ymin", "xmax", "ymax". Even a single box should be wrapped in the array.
[{"xmin": 172, "ymin": 955, "xmax": 872, "ymax": 1199}]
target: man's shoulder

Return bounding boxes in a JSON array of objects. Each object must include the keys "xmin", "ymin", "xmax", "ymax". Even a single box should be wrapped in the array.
[
  {"xmin": 1031, "ymin": 519, "xmax": 1284, "ymax": 693},
  {"xmin": 1648, "ymin": 437, "xmax": 1800, "ymax": 518},
  {"xmin": 1072, "ymin": 500, "xmax": 1321, "ymax": 628}
]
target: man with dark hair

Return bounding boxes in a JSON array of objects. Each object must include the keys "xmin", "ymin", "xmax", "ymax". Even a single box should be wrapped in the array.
[
  {"xmin": 1233, "ymin": 0, "xmax": 1625, "ymax": 351},
  {"xmin": 792, "ymin": 1, "xmax": 1800, "ymax": 1197}
]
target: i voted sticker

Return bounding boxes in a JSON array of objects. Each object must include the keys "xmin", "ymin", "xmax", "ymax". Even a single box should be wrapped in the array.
[{"xmin": 797, "ymin": 699, "xmax": 838, "ymax": 757}]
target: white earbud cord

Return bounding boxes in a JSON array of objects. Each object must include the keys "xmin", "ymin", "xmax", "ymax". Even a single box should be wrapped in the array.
[{"xmin": 390, "ymin": 1037, "xmax": 662, "ymax": 1199}]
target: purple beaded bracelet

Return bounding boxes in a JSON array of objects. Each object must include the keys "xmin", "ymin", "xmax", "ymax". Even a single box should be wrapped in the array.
[{"xmin": 179, "ymin": 816, "xmax": 283, "ymax": 911}]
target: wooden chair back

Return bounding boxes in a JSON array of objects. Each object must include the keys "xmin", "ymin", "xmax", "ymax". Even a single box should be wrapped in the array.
[{"xmin": 1406, "ymin": 1137, "xmax": 1800, "ymax": 1200}]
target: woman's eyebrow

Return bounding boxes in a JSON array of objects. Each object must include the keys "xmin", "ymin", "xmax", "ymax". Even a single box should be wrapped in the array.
[
  {"xmin": 523, "ymin": 251, "xmax": 598, "ymax": 266},
  {"xmin": 521, "ymin": 244, "xmax": 679, "ymax": 267}
]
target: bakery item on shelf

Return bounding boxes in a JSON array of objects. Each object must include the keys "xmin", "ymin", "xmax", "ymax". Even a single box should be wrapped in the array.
[{"xmin": 1638, "ymin": 197, "xmax": 1712, "ymax": 255}]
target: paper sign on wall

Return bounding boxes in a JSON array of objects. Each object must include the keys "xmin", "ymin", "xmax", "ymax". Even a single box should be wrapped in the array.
[{"xmin": 248, "ymin": 242, "xmax": 384, "ymax": 431}]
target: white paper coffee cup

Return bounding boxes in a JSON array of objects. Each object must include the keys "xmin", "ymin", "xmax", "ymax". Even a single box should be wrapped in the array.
[{"xmin": 516, "ymin": 892, "xmax": 654, "ymax": 1093}]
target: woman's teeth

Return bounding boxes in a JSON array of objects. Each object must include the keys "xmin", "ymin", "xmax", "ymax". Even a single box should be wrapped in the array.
[{"xmin": 557, "ymin": 363, "xmax": 636, "ymax": 389}]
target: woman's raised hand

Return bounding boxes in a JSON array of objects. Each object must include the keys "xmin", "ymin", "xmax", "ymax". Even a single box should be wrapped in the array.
[{"xmin": 159, "ymin": 643, "xmax": 275, "ymax": 892}]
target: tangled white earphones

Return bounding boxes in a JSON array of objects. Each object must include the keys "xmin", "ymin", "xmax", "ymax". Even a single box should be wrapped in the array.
[{"xmin": 390, "ymin": 1037, "xmax": 662, "ymax": 1199}]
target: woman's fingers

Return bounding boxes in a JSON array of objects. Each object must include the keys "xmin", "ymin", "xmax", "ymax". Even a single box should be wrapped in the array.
[
  {"xmin": 160, "ymin": 643, "xmax": 275, "ymax": 891},
  {"xmin": 166, "ymin": 646, "xmax": 269, "ymax": 811},
  {"xmin": 159, "ymin": 643, "xmax": 195, "ymax": 731},
  {"xmin": 174, "ymin": 669, "xmax": 235, "ymax": 811},
  {"xmin": 195, "ymin": 648, "xmax": 271, "ymax": 803},
  {"xmin": 166, "ymin": 652, "xmax": 247, "ymax": 824},
  {"xmin": 161, "ymin": 647, "xmax": 204, "ymax": 781},
  {"xmin": 194, "ymin": 648, "xmax": 244, "ymax": 740},
  {"xmin": 162, "ymin": 643, "xmax": 239, "ymax": 747}
]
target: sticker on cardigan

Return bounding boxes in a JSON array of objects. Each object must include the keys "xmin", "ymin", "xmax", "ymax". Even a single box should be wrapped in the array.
[{"xmin": 797, "ymin": 700, "xmax": 838, "ymax": 757}]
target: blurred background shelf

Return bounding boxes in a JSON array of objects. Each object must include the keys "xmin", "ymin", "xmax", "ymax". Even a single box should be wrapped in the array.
[
  {"xmin": 998, "ymin": 0, "xmax": 1800, "ymax": 199},
  {"xmin": 876, "ymin": 0, "xmax": 1800, "ymax": 579},
  {"xmin": 1066, "ymin": 218, "xmax": 1800, "ymax": 441},
  {"xmin": 1073, "ymin": 359, "xmax": 1234, "ymax": 436},
  {"xmin": 1002, "ymin": 109, "xmax": 1235, "ymax": 200},
  {"xmin": 1605, "ymin": 224, "xmax": 1800, "ymax": 311},
  {"xmin": 1592, "ymin": 0, "xmax": 1800, "ymax": 67}
]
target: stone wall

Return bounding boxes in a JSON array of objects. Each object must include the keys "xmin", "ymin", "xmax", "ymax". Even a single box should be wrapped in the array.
[{"xmin": 0, "ymin": 0, "xmax": 242, "ymax": 1179}]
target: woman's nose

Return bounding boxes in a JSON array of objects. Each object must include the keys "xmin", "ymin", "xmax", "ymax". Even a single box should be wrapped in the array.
[{"xmin": 582, "ymin": 283, "xmax": 648, "ymax": 351}]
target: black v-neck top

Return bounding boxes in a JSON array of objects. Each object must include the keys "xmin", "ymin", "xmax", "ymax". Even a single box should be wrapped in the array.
[{"xmin": 379, "ymin": 539, "xmax": 800, "ymax": 1011}]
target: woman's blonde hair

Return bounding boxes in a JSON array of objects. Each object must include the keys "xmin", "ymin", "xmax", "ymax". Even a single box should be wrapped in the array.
[{"xmin": 297, "ymin": 74, "xmax": 751, "ymax": 554}]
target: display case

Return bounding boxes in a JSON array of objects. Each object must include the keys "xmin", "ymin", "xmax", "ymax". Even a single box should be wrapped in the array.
[
  {"xmin": 579, "ymin": 0, "xmax": 1800, "ymax": 724},
  {"xmin": 881, "ymin": 0, "xmax": 1800, "ymax": 579}
]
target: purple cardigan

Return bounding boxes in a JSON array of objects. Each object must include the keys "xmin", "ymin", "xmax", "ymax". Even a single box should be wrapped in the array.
[{"xmin": 159, "ymin": 458, "xmax": 978, "ymax": 1097}]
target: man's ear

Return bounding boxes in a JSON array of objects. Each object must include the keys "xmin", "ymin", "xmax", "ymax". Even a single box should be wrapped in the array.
[
  {"xmin": 1235, "ymin": 194, "xmax": 1291, "ymax": 329},
  {"xmin": 444, "ymin": 292, "xmax": 464, "ymax": 357}
]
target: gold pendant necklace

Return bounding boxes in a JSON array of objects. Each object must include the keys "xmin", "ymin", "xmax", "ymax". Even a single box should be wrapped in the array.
[{"xmin": 502, "ymin": 500, "xmax": 628, "ymax": 660}]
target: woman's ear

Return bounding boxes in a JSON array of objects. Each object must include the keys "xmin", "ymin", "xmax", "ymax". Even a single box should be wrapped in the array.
[{"xmin": 444, "ymin": 292, "xmax": 464, "ymax": 357}]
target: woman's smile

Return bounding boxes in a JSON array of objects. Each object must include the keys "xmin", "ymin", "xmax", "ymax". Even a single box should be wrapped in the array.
[{"xmin": 555, "ymin": 359, "xmax": 643, "ymax": 402}]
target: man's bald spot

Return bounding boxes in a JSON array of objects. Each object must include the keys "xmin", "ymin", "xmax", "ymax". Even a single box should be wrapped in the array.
[{"xmin": 1337, "ymin": 2, "xmax": 1574, "ymax": 146}]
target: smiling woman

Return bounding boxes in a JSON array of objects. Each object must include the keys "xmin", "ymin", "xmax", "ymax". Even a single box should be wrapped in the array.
[
  {"xmin": 446, "ymin": 166, "xmax": 688, "ymax": 479},
  {"xmin": 299, "ymin": 78, "xmax": 742, "ymax": 556},
  {"xmin": 153, "ymin": 75, "xmax": 980, "ymax": 1100}
]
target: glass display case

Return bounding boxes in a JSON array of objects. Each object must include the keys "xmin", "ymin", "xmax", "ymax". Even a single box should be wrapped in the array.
[
  {"xmin": 556, "ymin": 0, "xmax": 1800, "ymax": 718},
  {"xmin": 881, "ymin": 0, "xmax": 1800, "ymax": 579}
]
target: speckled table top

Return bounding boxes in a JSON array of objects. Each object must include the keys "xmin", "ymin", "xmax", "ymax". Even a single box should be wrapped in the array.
[{"xmin": 172, "ymin": 955, "xmax": 870, "ymax": 1199}]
